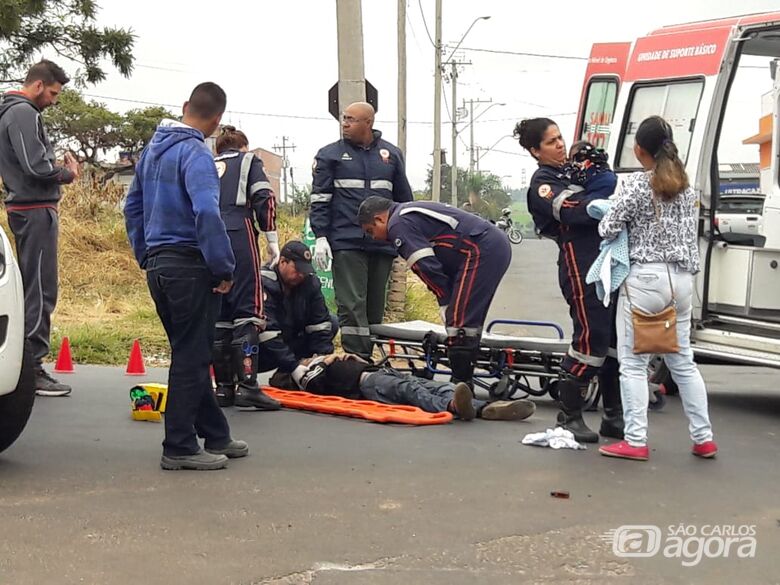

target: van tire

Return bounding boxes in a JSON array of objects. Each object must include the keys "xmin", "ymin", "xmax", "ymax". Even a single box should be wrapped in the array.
[{"xmin": 0, "ymin": 341, "xmax": 36, "ymax": 453}]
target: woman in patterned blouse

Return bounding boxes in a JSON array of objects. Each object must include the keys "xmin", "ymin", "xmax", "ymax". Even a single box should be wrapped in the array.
[{"xmin": 597, "ymin": 115, "xmax": 717, "ymax": 462}]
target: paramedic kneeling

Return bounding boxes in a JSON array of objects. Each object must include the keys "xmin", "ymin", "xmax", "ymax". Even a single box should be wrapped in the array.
[{"xmin": 358, "ymin": 196, "xmax": 511, "ymax": 388}]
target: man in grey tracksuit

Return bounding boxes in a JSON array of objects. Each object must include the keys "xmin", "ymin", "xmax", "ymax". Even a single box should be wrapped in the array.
[{"xmin": 0, "ymin": 60, "xmax": 80, "ymax": 396}]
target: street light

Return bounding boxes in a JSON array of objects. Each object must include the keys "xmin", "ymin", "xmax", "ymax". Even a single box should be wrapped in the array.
[{"xmin": 433, "ymin": 14, "xmax": 491, "ymax": 203}]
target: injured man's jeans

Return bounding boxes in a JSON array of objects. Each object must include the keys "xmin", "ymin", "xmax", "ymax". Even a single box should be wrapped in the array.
[{"xmin": 360, "ymin": 368, "xmax": 487, "ymax": 414}]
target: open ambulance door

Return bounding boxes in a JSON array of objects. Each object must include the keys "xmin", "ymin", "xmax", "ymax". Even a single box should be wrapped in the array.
[
  {"xmin": 603, "ymin": 16, "xmax": 780, "ymax": 367},
  {"xmin": 574, "ymin": 43, "xmax": 631, "ymax": 149}
]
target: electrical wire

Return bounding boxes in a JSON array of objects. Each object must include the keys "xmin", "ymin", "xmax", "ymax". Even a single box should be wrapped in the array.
[
  {"xmin": 457, "ymin": 46, "xmax": 587, "ymax": 61},
  {"xmin": 416, "ymin": 0, "xmax": 436, "ymax": 48}
]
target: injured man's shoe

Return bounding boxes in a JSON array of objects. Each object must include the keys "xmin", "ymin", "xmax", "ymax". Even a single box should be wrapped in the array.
[
  {"xmin": 451, "ymin": 382, "xmax": 476, "ymax": 421},
  {"xmin": 481, "ymin": 399, "xmax": 536, "ymax": 421}
]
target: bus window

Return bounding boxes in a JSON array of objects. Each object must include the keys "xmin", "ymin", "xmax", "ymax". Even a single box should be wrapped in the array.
[
  {"xmin": 579, "ymin": 78, "xmax": 618, "ymax": 149},
  {"xmin": 617, "ymin": 80, "xmax": 704, "ymax": 169}
]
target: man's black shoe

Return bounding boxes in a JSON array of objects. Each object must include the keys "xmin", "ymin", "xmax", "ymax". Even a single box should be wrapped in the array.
[
  {"xmin": 234, "ymin": 385, "xmax": 282, "ymax": 410},
  {"xmin": 35, "ymin": 368, "xmax": 72, "ymax": 397}
]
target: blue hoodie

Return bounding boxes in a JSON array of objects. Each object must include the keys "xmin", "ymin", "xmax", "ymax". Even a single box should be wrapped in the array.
[{"xmin": 124, "ymin": 120, "xmax": 235, "ymax": 281}]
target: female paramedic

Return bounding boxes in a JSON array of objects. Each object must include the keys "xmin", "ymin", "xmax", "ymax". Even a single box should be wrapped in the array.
[
  {"xmin": 211, "ymin": 126, "xmax": 281, "ymax": 410},
  {"xmin": 514, "ymin": 118, "xmax": 623, "ymax": 443}
]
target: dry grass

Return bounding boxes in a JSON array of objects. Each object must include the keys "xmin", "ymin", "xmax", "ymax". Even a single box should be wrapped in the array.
[{"xmin": 1, "ymin": 181, "xmax": 437, "ymax": 365}]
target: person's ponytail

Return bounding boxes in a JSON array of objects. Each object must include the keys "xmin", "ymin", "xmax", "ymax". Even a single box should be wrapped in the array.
[
  {"xmin": 636, "ymin": 116, "xmax": 690, "ymax": 201},
  {"xmin": 651, "ymin": 139, "xmax": 689, "ymax": 201}
]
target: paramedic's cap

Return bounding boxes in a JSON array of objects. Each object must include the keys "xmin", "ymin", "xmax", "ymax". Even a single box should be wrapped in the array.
[{"xmin": 281, "ymin": 241, "xmax": 316, "ymax": 275}]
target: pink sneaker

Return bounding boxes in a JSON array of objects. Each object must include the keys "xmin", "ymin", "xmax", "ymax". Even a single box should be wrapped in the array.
[
  {"xmin": 692, "ymin": 441, "xmax": 718, "ymax": 458},
  {"xmin": 599, "ymin": 440, "xmax": 649, "ymax": 461}
]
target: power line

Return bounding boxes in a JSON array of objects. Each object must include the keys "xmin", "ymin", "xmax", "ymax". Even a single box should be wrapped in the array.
[
  {"xmin": 458, "ymin": 46, "xmax": 588, "ymax": 61},
  {"xmin": 416, "ymin": 0, "xmax": 436, "ymax": 48}
]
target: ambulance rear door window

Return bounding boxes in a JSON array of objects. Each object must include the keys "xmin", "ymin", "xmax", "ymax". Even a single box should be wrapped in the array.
[
  {"xmin": 579, "ymin": 78, "xmax": 618, "ymax": 150},
  {"xmin": 617, "ymin": 80, "xmax": 704, "ymax": 170}
]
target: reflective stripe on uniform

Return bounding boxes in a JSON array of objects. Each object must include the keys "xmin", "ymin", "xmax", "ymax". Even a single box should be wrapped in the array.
[
  {"xmin": 341, "ymin": 326, "xmax": 370, "ymax": 336},
  {"xmin": 334, "ymin": 179, "xmax": 366, "ymax": 189},
  {"xmin": 310, "ymin": 193, "xmax": 333, "ymax": 204},
  {"xmin": 261, "ymin": 269, "xmax": 277, "ymax": 281},
  {"xmin": 399, "ymin": 206, "xmax": 459, "ymax": 229},
  {"xmin": 235, "ymin": 152, "xmax": 255, "ymax": 206},
  {"xmin": 214, "ymin": 152, "xmax": 240, "ymax": 162},
  {"xmin": 216, "ymin": 321, "xmax": 234, "ymax": 329},
  {"xmin": 250, "ymin": 180, "xmax": 272, "ymax": 195},
  {"xmin": 259, "ymin": 330, "xmax": 281, "ymax": 343},
  {"xmin": 406, "ymin": 247, "xmax": 436, "ymax": 267},
  {"xmin": 370, "ymin": 179, "xmax": 393, "ymax": 191},
  {"xmin": 305, "ymin": 321, "xmax": 332, "ymax": 333},
  {"xmin": 567, "ymin": 346, "xmax": 605, "ymax": 367},
  {"xmin": 234, "ymin": 316, "xmax": 266, "ymax": 328},
  {"xmin": 552, "ymin": 185, "xmax": 583, "ymax": 222}
]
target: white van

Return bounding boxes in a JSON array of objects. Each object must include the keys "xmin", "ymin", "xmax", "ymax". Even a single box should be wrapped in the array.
[
  {"xmin": 0, "ymin": 223, "xmax": 36, "ymax": 453},
  {"xmin": 577, "ymin": 11, "xmax": 780, "ymax": 372}
]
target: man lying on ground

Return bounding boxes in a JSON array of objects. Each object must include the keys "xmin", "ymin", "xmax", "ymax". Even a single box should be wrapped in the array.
[{"xmin": 269, "ymin": 353, "xmax": 536, "ymax": 422}]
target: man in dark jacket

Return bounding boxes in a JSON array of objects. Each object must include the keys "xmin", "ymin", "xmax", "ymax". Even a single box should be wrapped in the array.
[
  {"xmin": 0, "ymin": 60, "xmax": 80, "ymax": 396},
  {"xmin": 124, "ymin": 82, "xmax": 246, "ymax": 471},
  {"xmin": 310, "ymin": 102, "xmax": 413, "ymax": 358},
  {"xmin": 257, "ymin": 241, "xmax": 338, "ymax": 384}
]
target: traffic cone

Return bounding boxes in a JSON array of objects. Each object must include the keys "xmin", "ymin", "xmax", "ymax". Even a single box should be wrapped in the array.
[
  {"xmin": 53, "ymin": 336, "xmax": 74, "ymax": 373},
  {"xmin": 126, "ymin": 339, "xmax": 146, "ymax": 376}
]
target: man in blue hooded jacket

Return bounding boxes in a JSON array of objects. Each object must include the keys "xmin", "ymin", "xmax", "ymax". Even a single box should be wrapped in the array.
[{"xmin": 124, "ymin": 82, "xmax": 247, "ymax": 471}]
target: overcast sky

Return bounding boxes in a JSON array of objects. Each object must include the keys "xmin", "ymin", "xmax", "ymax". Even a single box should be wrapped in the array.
[{"xmin": 88, "ymin": 0, "xmax": 780, "ymax": 192}]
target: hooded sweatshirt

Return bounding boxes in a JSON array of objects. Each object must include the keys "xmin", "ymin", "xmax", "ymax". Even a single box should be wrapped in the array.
[
  {"xmin": 123, "ymin": 120, "xmax": 235, "ymax": 281},
  {"xmin": 0, "ymin": 91, "xmax": 75, "ymax": 206}
]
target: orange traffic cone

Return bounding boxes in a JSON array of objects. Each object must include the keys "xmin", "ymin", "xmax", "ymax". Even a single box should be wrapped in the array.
[
  {"xmin": 126, "ymin": 339, "xmax": 146, "ymax": 376},
  {"xmin": 54, "ymin": 336, "xmax": 74, "ymax": 373}
]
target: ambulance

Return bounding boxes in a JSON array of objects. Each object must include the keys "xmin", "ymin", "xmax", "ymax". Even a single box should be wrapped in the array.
[{"xmin": 575, "ymin": 11, "xmax": 780, "ymax": 375}]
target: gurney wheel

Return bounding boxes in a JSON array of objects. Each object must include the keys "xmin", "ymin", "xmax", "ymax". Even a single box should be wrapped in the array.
[
  {"xmin": 488, "ymin": 380, "xmax": 514, "ymax": 401},
  {"xmin": 582, "ymin": 379, "xmax": 600, "ymax": 411},
  {"xmin": 546, "ymin": 380, "xmax": 560, "ymax": 402}
]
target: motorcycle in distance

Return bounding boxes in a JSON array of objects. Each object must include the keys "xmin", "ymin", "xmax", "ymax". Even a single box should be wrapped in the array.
[{"xmin": 495, "ymin": 207, "xmax": 523, "ymax": 245}]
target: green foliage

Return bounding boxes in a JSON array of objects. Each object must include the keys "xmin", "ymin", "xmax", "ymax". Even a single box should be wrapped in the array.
[
  {"xmin": 423, "ymin": 166, "xmax": 511, "ymax": 220},
  {"xmin": 0, "ymin": 0, "xmax": 135, "ymax": 84},
  {"xmin": 119, "ymin": 106, "xmax": 174, "ymax": 155},
  {"xmin": 43, "ymin": 88, "xmax": 123, "ymax": 162}
]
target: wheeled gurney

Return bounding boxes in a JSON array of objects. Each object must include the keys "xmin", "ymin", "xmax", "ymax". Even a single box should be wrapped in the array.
[{"xmin": 370, "ymin": 319, "xmax": 600, "ymax": 405}]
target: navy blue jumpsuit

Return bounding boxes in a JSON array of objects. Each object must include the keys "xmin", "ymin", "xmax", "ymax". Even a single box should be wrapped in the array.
[{"xmin": 212, "ymin": 148, "xmax": 276, "ymax": 393}]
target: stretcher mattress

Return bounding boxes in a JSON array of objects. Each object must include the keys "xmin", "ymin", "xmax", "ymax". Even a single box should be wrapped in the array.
[{"xmin": 370, "ymin": 320, "xmax": 569, "ymax": 353}]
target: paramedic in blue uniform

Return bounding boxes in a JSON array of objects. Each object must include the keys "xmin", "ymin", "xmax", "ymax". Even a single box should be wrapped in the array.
[
  {"xmin": 514, "ymin": 117, "xmax": 623, "ymax": 443},
  {"xmin": 310, "ymin": 101, "xmax": 414, "ymax": 359},
  {"xmin": 358, "ymin": 196, "xmax": 511, "ymax": 388},
  {"xmin": 258, "ymin": 240, "xmax": 339, "ymax": 381},
  {"xmin": 211, "ymin": 126, "xmax": 281, "ymax": 410}
]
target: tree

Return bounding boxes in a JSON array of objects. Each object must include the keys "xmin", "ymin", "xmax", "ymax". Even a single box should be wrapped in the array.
[
  {"xmin": 0, "ymin": 0, "xmax": 135, "ymax": 84},
  {"xmin": 43, "ymin": 88, "xmax": 122, "ymax": 163},
  {"xmin": 119, "ymin": 106, "xmax": 174, "ymax": 156},
  {"xmin": 423, "ymin": 167, "xmax": 510, "ymax": 220}
]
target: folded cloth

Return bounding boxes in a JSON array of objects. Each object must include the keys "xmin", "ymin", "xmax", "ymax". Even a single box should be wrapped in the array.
[
  {"xmin": 586, "ymin": 199, "xmax": 629, "ymax": 307},
  {"xmin": 521, "ymin": 427, "xmax": 587, "ymax": 450}
]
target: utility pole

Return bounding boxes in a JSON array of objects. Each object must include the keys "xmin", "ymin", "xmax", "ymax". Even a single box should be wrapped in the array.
[
  {"xmin": 336, "ymin": 0, "xmax": 366, "ymax": 118},
  {"xmin": 273, "ymin": 136, "xmax": 296, "ymax": 204},
  {"xmin": 464, "ymin": 98, "xmax": 492, "ymax": 173},
  {"xmin": 431, "ymin": 0, "xmax": 442, "ymax": 201},
  {"xmin": 397, "ymin": 0, "xmax": 406, "ymax": 156},
  {"xmin": 444, "ymin": 56, "xmax": 470, "ymax": 209}
]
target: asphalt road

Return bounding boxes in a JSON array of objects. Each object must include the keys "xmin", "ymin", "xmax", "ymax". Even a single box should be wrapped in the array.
[{"xmin": 1, "ymin": 240, "xmax": 779, "ymax": 585}]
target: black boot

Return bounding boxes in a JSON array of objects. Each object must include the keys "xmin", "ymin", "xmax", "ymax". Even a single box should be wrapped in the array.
[
  {"xmin": 448, "ymin": 334, "xmax": 479, "ymax": 389},
  {"xmin": 598, "ymin": 357, "xmax": 624, "ymax": 439},
  {"xmin": 231, "ymin": 332, "xmax": 281, "ymax": 411},
  {"xmin": 556, "ymin": 376, "xmax": 599, "ymax": 443},
  {"xmin": 212, "ymin": 328, "xmax": 235, "ymax": 407}
]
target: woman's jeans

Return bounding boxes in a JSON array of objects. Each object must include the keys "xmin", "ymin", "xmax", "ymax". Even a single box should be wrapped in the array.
[{"xmin": 616, "ymin": 263, "xmax": 714, "ymax": 447}]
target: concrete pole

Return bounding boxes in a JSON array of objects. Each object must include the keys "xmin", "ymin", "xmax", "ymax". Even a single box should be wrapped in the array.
[
  {"xmin": 469, "ymin": 99, "xmax": 475, "ymax": 173},
  {"xmin": 450, "ymin": 61, "xmax": 458, "ymax": 208},
  {"xmin": 336, "ymin": 0, "xmax": 366, "ymax": 120},
  {"xmin": 431, "ymin": 0, "xmax": 442, "ymax": 201},
  {"xmin": 397, "ymin": 0, "xmax": 407, "ymax": 157}
]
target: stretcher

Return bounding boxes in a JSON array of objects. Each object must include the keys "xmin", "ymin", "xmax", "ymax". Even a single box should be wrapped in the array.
[
  {"xmin": 262, "ymin": 387, "xmax": 453, "ymax": 425},
  {"xmin": 369, "ymin": 319, "xmax": 597, "ymax": 404}
]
